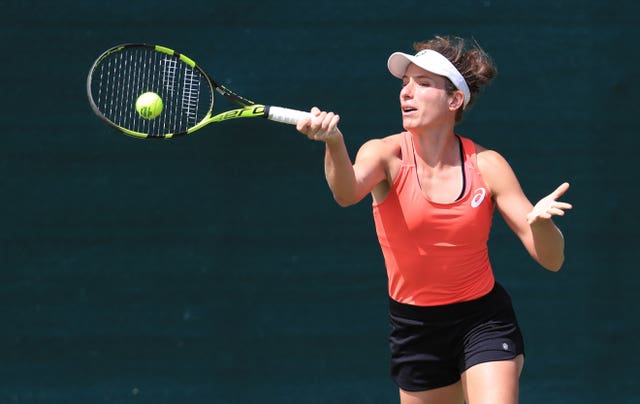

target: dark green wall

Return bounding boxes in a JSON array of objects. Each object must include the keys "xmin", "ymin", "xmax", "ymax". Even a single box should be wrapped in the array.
[{"xmin": 2, "ymin": 1, "xmax": 638, "ymax": 402}]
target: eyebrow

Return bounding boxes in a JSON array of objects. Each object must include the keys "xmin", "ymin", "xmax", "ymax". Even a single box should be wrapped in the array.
[{"xmin": 402, "ymin": 72, "xmax": 438, "ymax": 80}]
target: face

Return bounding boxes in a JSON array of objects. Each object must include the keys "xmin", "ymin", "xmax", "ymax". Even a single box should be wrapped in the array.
[{"xmin": 399, "ymin": 63, "xmax": 459, "ymax": 131}]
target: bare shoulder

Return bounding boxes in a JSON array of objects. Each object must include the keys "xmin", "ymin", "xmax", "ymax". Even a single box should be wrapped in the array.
[
  {"xmin": 476, "ymin": 145, "xmax": 510, "ymax": 171},
  {"xmin": 475, "ymin": 144, "xmax": 518, "ymax": 195},
  {"xmin": 355, "ymin": 133, "xmax": 405, "ymax": 202},
  {"xmin": 360, "ymin": 133, "xmax": 402, "ymax": 153},
  {"xmin": 356, "ymin": 132, "xmax": 403, "ymax": 162}
]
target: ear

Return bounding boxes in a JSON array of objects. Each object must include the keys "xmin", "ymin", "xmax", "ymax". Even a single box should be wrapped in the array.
[{"xmin": 448, "ymin": 90, "xmax": 465, "ymax": 111}]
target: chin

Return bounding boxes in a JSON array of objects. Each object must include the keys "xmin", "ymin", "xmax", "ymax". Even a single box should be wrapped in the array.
[{"xmin": 402, "ymin": 120, "xmax": 420, "ymax": 131}]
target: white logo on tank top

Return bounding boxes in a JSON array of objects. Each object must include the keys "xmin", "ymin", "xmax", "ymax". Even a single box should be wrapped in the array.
[{"xmin": 471, "ymin": 188, "xmax": 487, "ymax": 208}]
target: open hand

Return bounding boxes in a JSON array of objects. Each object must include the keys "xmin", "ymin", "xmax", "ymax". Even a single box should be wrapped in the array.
[{"xmin": 527, "ymin": 182, "xmax": 573, "ymax": 225}]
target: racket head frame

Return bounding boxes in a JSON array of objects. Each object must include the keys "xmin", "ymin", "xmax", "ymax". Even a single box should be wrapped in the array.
[
  {"xmin": 87, "ymin": 43, "xmax": 261, "ymax": 139},
  {"xmin": 87, "ymin": 43, "xmax": 309, "ymax": 139}
]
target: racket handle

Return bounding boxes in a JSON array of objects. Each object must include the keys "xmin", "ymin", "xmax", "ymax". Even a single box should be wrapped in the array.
[{"xmin": 267, "ymin": 106, "xmax": 312, "ymax": 125}]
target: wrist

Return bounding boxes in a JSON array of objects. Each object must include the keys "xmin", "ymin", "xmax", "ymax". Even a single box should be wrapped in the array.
[{"xmin": 324, "ymin": 130, "xmax": 344, "ymax": 147}]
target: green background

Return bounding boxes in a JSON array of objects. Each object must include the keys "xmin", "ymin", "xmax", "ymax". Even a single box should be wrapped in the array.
[{"xmin": 2, "ymin": 0, "xmax": 638, "ymax": 402}]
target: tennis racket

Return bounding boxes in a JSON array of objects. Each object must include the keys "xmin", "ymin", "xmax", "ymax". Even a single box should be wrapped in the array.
[{"xmin": 86, "ymin": 43, "xmax": 311, "ymax": 139}]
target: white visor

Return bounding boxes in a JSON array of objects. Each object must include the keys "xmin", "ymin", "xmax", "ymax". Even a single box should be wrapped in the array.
[{"xmin": 387, "ymin": 49, "xmax": 471, "ymax": 109}]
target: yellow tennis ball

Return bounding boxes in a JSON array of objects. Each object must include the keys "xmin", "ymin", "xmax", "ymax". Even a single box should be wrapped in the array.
[{"xmin": 135, "ymin": 92, "xmax": 163, "ymax": 119}]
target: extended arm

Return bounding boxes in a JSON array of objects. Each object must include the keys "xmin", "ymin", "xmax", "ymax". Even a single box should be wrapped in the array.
[
  {"xmin": 479, "ymin": 150, "xmax": 572, "ymax": 271},
  {"xmin": 297, "ymin": 107, "xmax": 388, "ymax": 207}
]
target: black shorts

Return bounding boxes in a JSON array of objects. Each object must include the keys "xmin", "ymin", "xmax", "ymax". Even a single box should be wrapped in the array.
[{"xmin": 388, "ymin": 282, "xmax": 525, "ymax": 391}]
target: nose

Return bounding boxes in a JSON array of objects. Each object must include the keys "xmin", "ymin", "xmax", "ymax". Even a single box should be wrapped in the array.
[{"xmin": 400, "ymin": 79, "xmax": 413, "ymax": 99}]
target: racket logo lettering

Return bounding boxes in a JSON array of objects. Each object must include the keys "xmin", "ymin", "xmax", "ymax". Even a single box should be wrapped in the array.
[{"xmin": 222, "ymin": 105, "xmax": 266, "ymax": 119}]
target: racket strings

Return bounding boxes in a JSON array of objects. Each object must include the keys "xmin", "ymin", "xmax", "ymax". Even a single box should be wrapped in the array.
[
  {"xmin": 90, "ymin": 46, "xmax": 212, "ymax": 137},
  {"xmin": 182, "ymin": 69, "xmax": 201, "ymax": 122}
]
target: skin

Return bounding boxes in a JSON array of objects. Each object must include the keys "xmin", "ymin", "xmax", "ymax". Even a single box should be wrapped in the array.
[{"xmin": 296, "ymin": 62, "xmax": 572, "ymax": 403}]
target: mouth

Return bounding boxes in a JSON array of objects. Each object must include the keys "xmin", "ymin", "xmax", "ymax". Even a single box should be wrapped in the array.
[{"xmin": 402, "ymin": 106, "xmax": 417, "ymax": 114}]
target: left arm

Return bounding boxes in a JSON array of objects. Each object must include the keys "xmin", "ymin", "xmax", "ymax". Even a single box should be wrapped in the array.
[{"xmin": 478, "ymin": 149, "xmax": 572, "ymax": 271}]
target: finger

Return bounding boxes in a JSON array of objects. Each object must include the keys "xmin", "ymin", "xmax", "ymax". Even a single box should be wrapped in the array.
[
  {"xmin": 536, "ymin": 212, "xmax": 552, "ymax": 220},
  {"xmin": 551, "ymin": 182, "xmax": 570, "ymax": 198},
  {"xmin": 313, "ymin": 111, "xmax": 328, "ymax": 127},
  {"xmin": 329, "ymin": 113, "xmax": 340, "ymax": 131},
  {"xmin": 321, "ymin": 112, "xmax": 336, "ymax": 131},
  {"xmin": 296, "ymin": 114, "xmax": 312, "ymax": 132},
  {"xmin": 547, "ymin": 207, "xmax": 567, "ymax": 216}
]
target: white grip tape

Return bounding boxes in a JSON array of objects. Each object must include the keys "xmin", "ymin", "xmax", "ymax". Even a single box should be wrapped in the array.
[{"xmin": 267, "ymin": 106, "xmax": 311, "ymax": 125}]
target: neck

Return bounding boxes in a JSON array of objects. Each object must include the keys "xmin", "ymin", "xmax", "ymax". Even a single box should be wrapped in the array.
[{"xmin": 410, "ymin": 130, "xmax": 459, "ymax": 168}]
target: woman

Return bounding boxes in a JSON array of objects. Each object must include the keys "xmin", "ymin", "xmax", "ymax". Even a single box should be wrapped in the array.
[{"xmin": 296, "ymin": 36, "xmax": 572, "ymax": 404}]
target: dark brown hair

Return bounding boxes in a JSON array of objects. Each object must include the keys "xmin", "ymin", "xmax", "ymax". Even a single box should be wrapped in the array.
[{"xmin": 414, "ymin": 36, "xmax": 496, "ymax": 122}]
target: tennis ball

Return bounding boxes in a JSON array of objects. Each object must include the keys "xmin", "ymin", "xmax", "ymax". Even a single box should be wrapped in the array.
[{"xmin": 135, "ymin": 92, "xmax": 163, "ymax": 119}]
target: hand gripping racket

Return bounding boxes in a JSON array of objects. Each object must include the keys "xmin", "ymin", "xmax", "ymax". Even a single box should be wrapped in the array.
[{"xmin": 86, "ymin": 43, "xmax": 311, "ymax": 139}]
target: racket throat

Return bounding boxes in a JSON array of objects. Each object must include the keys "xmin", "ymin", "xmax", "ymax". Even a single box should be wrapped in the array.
[{"xmin": 207, "ymin": 104, "xmax": 268, "ymax": 124}]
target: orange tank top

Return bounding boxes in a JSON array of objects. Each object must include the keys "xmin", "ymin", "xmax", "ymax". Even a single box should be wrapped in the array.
[{"xmin": 372, "ymin": 133, "xmax": 495, "ymax": 306}]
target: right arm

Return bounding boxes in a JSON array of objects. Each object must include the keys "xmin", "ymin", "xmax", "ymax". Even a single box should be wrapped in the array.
[{"xmin": 297, "ymin": 107, "xmax": 389, "ymax": 207}]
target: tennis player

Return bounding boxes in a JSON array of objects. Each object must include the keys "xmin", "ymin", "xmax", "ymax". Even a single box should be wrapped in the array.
[{"xmin": 296, "ymin": 35, "xmax": 572, "ymax": 404}]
